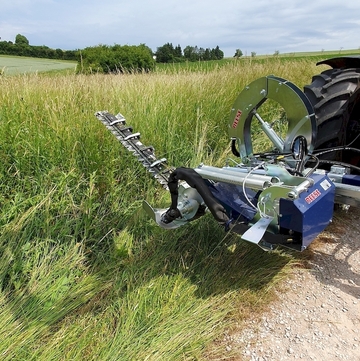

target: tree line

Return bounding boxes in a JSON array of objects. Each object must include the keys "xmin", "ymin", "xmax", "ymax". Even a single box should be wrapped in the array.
[
  {"xmin": 0, "ymin": 34, "xmax": 78, "ymax": 61},
  {"xmin": 154, "ymin": 43, "xmax": 224, "ymax": 62},
  {"xmin": 0, "ymin": 34, "xmax": 227, "ymax": 73}
]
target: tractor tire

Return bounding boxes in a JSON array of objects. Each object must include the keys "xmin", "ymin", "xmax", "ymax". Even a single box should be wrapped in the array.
[{"xmin": 303, "ymin": 67, "xmax": 360, "ymax": 168}]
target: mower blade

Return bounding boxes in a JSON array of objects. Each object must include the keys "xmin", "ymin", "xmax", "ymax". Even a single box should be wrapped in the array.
[{"xmin": 95, "ymin": 111, "xmax": 173, "ymax": 189}]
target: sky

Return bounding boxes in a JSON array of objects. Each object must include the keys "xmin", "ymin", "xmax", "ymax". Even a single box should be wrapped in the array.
[{"xmin": 1, "ymin": 0, "xmax": 360, "ymax": 57}]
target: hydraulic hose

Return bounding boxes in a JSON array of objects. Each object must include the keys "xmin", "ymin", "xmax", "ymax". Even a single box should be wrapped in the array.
[{"xmin": 163, "ymin": 167, "xmax": 230, "ymax": 225}]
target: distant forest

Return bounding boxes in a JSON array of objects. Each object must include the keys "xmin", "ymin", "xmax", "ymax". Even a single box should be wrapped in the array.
[
  {"xmin": 0, "ymin": 34, "xmax": 78, "ymax": 61},
  {"xmin": 0, "ymin": 34, "xmax": 226, "ymax": 64}
]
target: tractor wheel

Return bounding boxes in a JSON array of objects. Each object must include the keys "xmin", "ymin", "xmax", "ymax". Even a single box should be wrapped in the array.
[{"xmin": 303, "ymin": 68, "xmax": 360, "ymax": 168}]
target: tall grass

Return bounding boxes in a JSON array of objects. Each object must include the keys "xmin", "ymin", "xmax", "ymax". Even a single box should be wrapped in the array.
[{"xmin": 0, "ymin": 57, "xmax": 322, "ymax": 360}]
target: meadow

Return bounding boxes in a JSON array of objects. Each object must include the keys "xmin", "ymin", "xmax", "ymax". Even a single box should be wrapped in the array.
[
  {"xmin": 0, "ymin": 55, "xmax": 336, "ymax": 360},
  {"xmin": 0, "ymin": 55, "xmax": 76, "ymax": 75}
]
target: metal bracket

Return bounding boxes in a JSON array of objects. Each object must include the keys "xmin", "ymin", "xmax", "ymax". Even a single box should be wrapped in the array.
[{"xmin": 228, "ymin": 75, "xmax": 316, "ymax": 164}]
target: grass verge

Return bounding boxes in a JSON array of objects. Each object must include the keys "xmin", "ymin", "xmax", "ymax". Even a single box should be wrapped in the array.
[{"xmin": 0, "ymin": 57, "xmax": 320, "ymax": 360}]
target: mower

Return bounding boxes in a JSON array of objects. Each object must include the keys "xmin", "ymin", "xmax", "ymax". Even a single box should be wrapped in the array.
[{"xmin": 95, "ymin": 56, "xmax": 360, "ymax": 251}]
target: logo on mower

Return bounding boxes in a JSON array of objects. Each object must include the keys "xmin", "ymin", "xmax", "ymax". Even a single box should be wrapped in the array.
[
  {"xmin": 305, "ymin": 189, "xmax": 321, "ymax": 204},
  {"xmin": 232, "ymin": 109, "xmax": 242, "ymax": 128}
]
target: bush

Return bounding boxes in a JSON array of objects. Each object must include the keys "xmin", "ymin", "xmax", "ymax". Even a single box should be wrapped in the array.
[{"xmin": 77, "ymin": 44, "xmax": 155, "ymax": 74}]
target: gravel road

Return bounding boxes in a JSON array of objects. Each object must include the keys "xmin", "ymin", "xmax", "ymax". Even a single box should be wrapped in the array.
[{"xmin": 224, "ymin": 207, "xmax": 360, "ymax": 361}]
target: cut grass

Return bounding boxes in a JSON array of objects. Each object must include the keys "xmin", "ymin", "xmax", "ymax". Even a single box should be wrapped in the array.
[
  {"xmin": 0, "ymin": 55, "xmax": 77, "ymax": 75},
  {"xmin": 0, "ymin": 57, "xmax": 322, "ymax": 360}
]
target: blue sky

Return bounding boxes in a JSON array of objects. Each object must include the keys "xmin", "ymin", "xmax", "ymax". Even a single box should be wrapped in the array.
[{"xmin": 1, "ymin": 0, "xmax": 360, "ymax": 57}]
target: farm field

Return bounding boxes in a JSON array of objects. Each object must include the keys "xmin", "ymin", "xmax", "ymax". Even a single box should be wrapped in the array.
[
  {"xmin": 0, "ymin": 55, "xmax": 77, "ymax": 75},
  {"xmin": 0, "ymin": 53, "xmax": 356, "ymax": 360},
  {"xmin": 1, "ymin": 48, "xmax": 358, "ymax": 76}
]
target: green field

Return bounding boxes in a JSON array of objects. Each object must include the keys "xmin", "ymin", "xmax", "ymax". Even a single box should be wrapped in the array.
[
  {"xmin": 0, "ymin": 55, "xmax": 77, "ymax": 75},
  {"xmin": 0, "ymin": 53, "xmax": 347, "ymax": 360},
  {"xmin": 1, "ymin": 48, "xmax": 359, "ymax": 76}
]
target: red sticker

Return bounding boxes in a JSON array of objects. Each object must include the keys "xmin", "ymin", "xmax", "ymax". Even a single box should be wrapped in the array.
[
  {"xmin": 232, "ymin": 109, "xmax": 242, "ymax": 128},
  {"xmin": 305, "ymin": 189, "xmax": 321, "ymax": 204}
]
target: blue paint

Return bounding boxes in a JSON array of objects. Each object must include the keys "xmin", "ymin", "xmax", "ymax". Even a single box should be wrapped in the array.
[
  {"xmin": 207, "ymin": 181, "xmax": 258, "ymax": 222},
  {"xmin": 279, "ymin": 174, "xmax": 335, "ymax": 250}
]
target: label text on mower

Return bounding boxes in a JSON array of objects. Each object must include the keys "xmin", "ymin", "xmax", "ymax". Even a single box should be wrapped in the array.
[
  {"xmin": 232, "ymin": 109, "xmax": 242, "ymax": 128},
  {"xmin": 305, "ymin": 189, "xmax": 321, "ymax": 204}
]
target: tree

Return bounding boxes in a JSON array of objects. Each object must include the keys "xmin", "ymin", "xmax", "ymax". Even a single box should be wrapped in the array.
[
  {"xmin": 174, "ymin": 44, "xmax": 182, "ymax": 58},
  {"xmin": 183, "ymin": 45, "xmax": 196, "ymax": 61},
  {"xmin": 191, "ymin": 46, "xmax": 200, "ymax": 61},
  {"xmin": 213, "ymin": 46, "xmax": 224, "ymax": 60},
  {"xmin": 155, "ymin": 43, "xmax": 174, "ymax": 63},
  {"xmin": 15, "ymin": 34, "xmax": 29, "ymax": 46},
  {"xmin": 234, "ymin": 49, "xmax": 243, "ymax": 58},
  {"xmin": 203, "ymin": 48, "xmax": 211, "ymax": 60},
  {"xmin": 198, "ymin": 47, "xmax": 205, "ymax": 60},
  {"xmin": 155, "ymin": 43, "xmax": 183, "ymax": 63},
  {"xmin": 55, "ymin": 48, "xmax": 64, "ymax": 59}
]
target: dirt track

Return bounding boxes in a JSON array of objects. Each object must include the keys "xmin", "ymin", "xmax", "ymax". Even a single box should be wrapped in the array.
[{"xmin": 225, "ymin": 207, "xmax": 360, "ymax": 360}]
